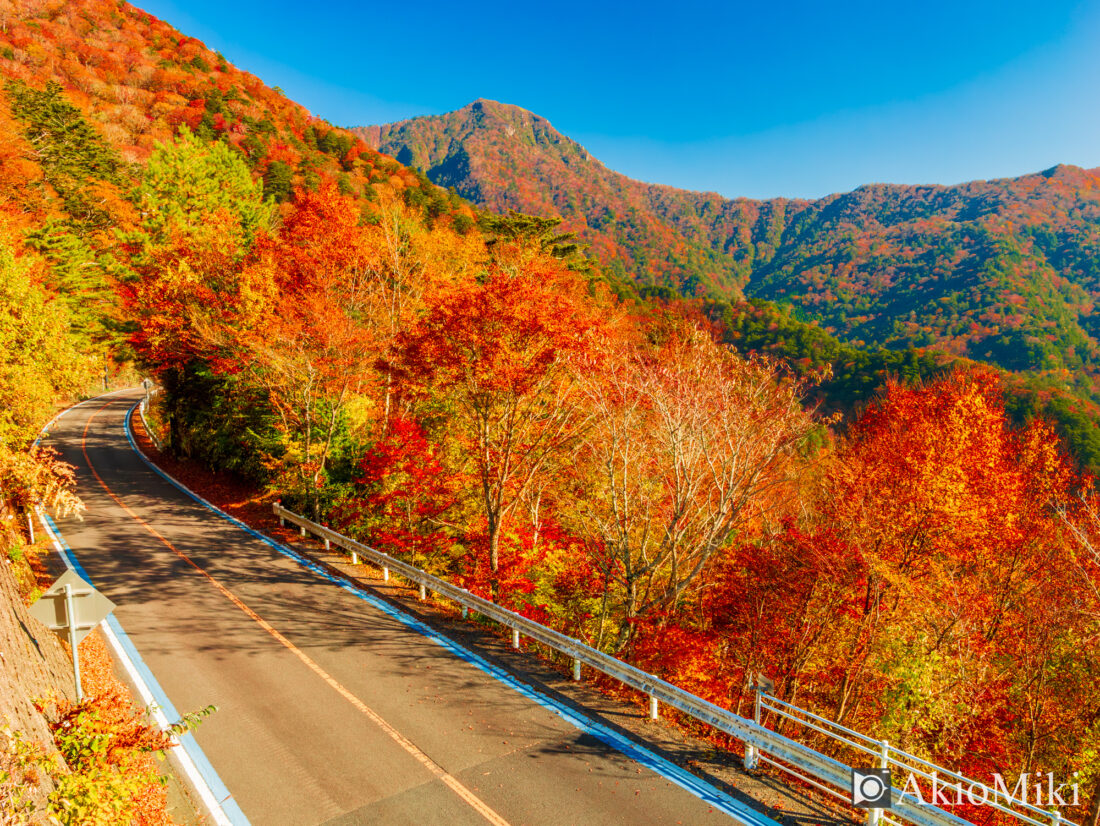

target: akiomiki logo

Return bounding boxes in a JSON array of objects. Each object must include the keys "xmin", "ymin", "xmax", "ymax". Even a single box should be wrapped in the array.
[{"xmin": 850, "ymin": 768, "xmax": 1081, "ymax": 812}]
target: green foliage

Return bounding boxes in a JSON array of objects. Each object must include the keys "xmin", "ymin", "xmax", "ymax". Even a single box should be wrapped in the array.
[
  {"xmin": 317, "ymin": 128, "xmax": 353, "ymax": 160},
  {"xmin": 263, "ymin": 160, "xmax": 294, "ymax": 203},
  {"xmin": 4, "ymin": 80, "xmax": 124, "ymax": 232},
  {"xmin": 24, "ymin": 220, "xmax": 116, "ymax": 348},
  {"xmin": 49, "ymin": 766, "xmax": 156, "ymax": 826},
  {"xmin": 481, "ymin": 210, "xmax": 578, "ymax": 256},
  {"xmin": 1003, "ymin": 384, "xmax": 1100, "ymax": 474},
  {"xmin": 710, "ymin": 297, "xmax": 1100, "ymax": 473},
  {"xmin": 0, "ymin": 725, "xmax": 53, "ymax": 824},
  {"xmin": 452, "ymin": 212, "xmax": 474, "ymax": 235},
  {"xmin": 161, "ymin": 362, "xmax": 281, "ymax": 480},
  {"xmin": 168, "ymin": 703, "xmax": 217, "ymax": 737},
  {"xmin": 1, "ymin": 691, "xmax": 206, "ymax": 826},
  {"xmin": 479, "ymin": 210, "xmax": 593, "ymax": 272},
  {"xmin": 47, "ymin": 703, "xmax": 164, "ymax": 826},
  {"xmin": 52, "ymin": 709, "xmax": 114, "ymax": 767},
  {"xmin": 710, "ymin": 298, "xmax": 950, "ymax": 411},
  {"xmin": 137, "ymin": 127, "xmax": 275, "ymax": 250},
  {"xmin": 403, "ymin": 169, "xmax": 452, "ymax": 225}
]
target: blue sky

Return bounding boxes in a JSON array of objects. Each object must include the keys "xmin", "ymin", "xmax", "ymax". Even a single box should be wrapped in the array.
[{"xmin": 134, "ymin": 0, "xmax": 1100, "ymax": 199}]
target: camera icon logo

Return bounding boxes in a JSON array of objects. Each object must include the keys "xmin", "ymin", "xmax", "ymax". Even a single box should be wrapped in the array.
[{"xmin": 852, "ymin": 768, "xmax": 893, "ymax": 808}]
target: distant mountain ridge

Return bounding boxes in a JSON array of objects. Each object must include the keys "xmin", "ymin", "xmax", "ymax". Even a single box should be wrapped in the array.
[
  {"xmin": 354, "ymin": 99, "xmax": 806, "ymax": 298},
  {"xmin": 353, "ymin": 101, "xmax": 1100, "ymax": 404}
]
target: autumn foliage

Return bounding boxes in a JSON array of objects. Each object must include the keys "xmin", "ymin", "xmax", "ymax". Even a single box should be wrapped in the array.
[
  {"xmin": 117, "ymin": 131, "xmax": 1100, "ymax": 816},
  {"xmin": 3, "ymin": 2, "xmax": 1100, "ymax": 823}
]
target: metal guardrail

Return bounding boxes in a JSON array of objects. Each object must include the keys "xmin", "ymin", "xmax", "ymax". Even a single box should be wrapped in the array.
[
  {"xmin": 271, "ymin": 503, "xmax": 1035, "ymax": 826},
  {"xmin": 761, "ymin": 696, "xmax": 1077, "ymax": 826}
]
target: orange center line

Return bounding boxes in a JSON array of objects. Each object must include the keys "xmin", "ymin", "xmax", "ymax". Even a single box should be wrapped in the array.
[{"xmin": 79, "ymin": 398, "xmax": 510, "ymax": 826}]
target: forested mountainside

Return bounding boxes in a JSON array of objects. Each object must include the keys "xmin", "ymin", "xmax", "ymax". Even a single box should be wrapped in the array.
[
  {"xmin": 2, "ymin": 2, "xmax": 1100, "ymax": 822},
  {"xmin": 0, "ymin": 0, "xmax": 468, "ymax": 219},
  {"xmin": 355, "ymin": 99, "xmax": 780, "ymax": 298},
  {"xmin": 0, "ymin": 0, "xmax": 470, "ymax": 481},
  {"xmin": 357, "ymin": 101, "xmax": 1100, "ymax": 402}
]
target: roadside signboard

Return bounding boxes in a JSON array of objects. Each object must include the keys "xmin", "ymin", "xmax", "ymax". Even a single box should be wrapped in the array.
[{"xmin": 29, "ymin": 569, "xmax": 116, "ymax": 699}]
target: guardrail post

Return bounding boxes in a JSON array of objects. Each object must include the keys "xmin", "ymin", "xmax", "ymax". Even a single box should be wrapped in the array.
[
  {"xmin": 383, "ymin": 566, "xmax": 389, "ymax": 582},
  {"xmin": 300, "ymin": 526, "xmax": 306, "ymax": 538},
  {"xmin": 461, "ymin": 607, "xmax": 468, "ymax": 619},
  {"xmin": 350, "ymin": 549, "xmax": 359, "ymax": 564},
  {"xmin": 867, "ymin": 740, "xmax": 890, "ymax": 826},
  {"xmin": 573, "ymin": 658, "xmax": 581, "ymax": 681},
  {"xmin": 324, "ymin": 537, "xmax": 330, "ymax": 551},
  {"xmin": 512, "ymin": 628, "xmax": 520, "ymax": 649},
  {"xmin": 419, "ymin": 583, "xmax": 427, "ymax": 601},
  {"xmin": 649, "ymin": 695, "xmax": 659, "ymax": 720},
  {"xmin": 744, "ymin": 681, "xmax": 764, "ymax": 770},
  {"xmin": 27, "ymin": 510, "xmax": 34, "ymax": 544}
]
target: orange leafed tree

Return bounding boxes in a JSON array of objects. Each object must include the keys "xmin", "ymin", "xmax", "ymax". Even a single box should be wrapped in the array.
[
  {"xmin": 223, "ymin": 186, "xmax": 378, "ymax": 510},
  {"xmin": 806, "ymin": 372, "xmax": 1091, "ymax": 775},
  {"xmin": 395, "ymin": 251, "xmax": 603, "ymax": 584}
]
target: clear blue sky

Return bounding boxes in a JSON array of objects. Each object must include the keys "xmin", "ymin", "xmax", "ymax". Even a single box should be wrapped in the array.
[{"xmin": 134, "ymin": 0, "xmax": 1100, "ymax": 200}]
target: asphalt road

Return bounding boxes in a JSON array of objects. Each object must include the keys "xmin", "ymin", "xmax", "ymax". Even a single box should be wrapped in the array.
[{"xmin": 45, "ymin": 390, "xmax": 774, "ymax": 826}]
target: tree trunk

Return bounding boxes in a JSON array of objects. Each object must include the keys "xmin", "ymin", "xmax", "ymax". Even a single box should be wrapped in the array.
[
  {"xmin": 488, "ymin": 514, "xmax": 500, "ymax": 573},
  {"xmin": 1085, "ymin": 779, "xmax": 1100, "ymax": 826}
]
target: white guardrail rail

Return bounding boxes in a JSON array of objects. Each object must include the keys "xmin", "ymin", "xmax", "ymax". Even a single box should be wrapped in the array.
[{"xmin": 273, "ymin": 503, "xmax": 1074, "ymax": 826}]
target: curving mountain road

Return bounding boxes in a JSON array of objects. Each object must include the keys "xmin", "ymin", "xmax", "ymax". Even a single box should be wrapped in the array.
[{"xmin": 43, "ymin": 390, "xmax": 778, "ymax": 826}]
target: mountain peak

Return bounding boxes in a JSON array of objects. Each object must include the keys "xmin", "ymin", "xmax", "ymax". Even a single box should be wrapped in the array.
[
  {"xmin": 351, "ymin": 100, "xmax": 591, "ymax": 210},
  {"xmin": 467, "ymin": 97, "xmax": 525, "ymax": 113}
]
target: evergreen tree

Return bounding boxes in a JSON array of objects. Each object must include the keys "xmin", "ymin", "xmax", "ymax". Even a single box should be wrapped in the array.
[{"xmin": 137, "ymin": 127, "xmax": 275, "ymax": 251}]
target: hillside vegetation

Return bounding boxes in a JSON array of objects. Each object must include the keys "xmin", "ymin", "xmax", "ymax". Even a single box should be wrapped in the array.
[
  {"xmin": 358, "ymin": 99, "xmax": 1100, "ymax": 470},
  {"xmin": 360, "ymin": 103, "xmax": 1100, "ymax": 394},
  {"xmin": 0, "ymin": 0, "xmax": 465, "ymax": 819}
]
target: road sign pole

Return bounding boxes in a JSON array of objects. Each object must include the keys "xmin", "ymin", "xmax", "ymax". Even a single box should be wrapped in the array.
[{"xmin": 64, "ymin": 583, "xmax": 83, "ymax": 701}]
